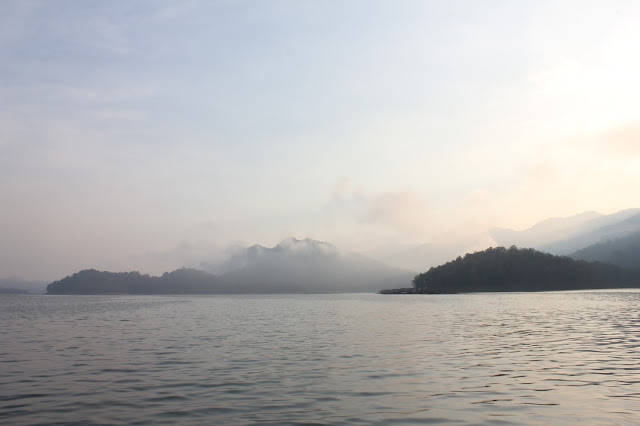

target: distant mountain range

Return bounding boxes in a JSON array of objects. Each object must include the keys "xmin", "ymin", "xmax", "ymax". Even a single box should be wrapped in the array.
[
  {"xmin": 363, "ymin": 209, "xmax": 640, "ymax": 273},
  {"xmin": 570, "ymin": 231, "xmax": 640, "ymax": 269},
  {"xmin": 491, "ymin": 209, "xmax": 640, "ymax": 255},
  {"xmin": 490, "ymin": 211, "xmax": 603, "ymax": 249},
  {"xmin": 47, "ymin": 238, "xmax": 413, "ymax": 294},
  {"xmin": 31, "ymin": 208, "xmax": 640, "ymax": 295}
]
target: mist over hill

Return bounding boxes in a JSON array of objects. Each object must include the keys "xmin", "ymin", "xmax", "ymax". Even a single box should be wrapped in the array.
[
  {"xmin": 47, "ymin": 238, "xmax": 413, "ymax": 294},
  {"xmin": 541, "ymin": 212, "xmax": 640, "ymax": 254},
  {"xmin": 199, "ymin": 237, "xmax": 339, "ymax": 275},
  {"xmin": 199, "ymin": 237, "xmax": 413, "ymax": 293},
  {"xmin": 0, "ymin": 278, "xmax": 47, "ymax": 294},
  {"xmin": 491, "ymin": 209, "xmax": 640, "ymax": 255},
  {"xmin": 490, "ymin": 211, "xmax": 603, "ymax": 248},
  {"xmin": 365, "ymin": 209, "xmax": 640, "ymax": 273},
  {"xmin": 41, "ymin": 212, "xmax": 640, "ymax": 296},
  {"xmin": 570, "ymin": 231, "xmax": 640, "ymax": 269},
  {"xmin": 365, "ymin": 234, "xmax": 496, "ymax": 273}
]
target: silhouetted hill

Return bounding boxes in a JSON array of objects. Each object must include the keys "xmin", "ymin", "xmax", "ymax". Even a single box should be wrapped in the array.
[
  {"xmin": 570, "ymin": 231, "xmax": 640, "ymax": 269},
  {"xmin": 46, "ymin": 268, "xmax": 226, "ymax": 295},
  {"xmin": 46, "ymin": 268, "xmax": 315, "ymax": 295},
  {"xmin": 412, "ymin": 246, "xmax": 640, "ymax": 293}
]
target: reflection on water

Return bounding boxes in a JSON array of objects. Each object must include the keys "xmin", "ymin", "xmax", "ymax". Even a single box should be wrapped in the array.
[{"xmin": 2, "ymin": 291, "xmax": 640, "ymax": 424}]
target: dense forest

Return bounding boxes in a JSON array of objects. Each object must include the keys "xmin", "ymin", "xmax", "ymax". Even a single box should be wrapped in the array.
[
  {"xmin": 46, "ymin": 268, "xmax": 227, "ymax": 295},
  {"xmin": 570, "ymin": 231, "xmax": 640, "ymax": 269},
  {"xmin": 412, "ymin": 246, "xmax": 640, "ymax": 293}
]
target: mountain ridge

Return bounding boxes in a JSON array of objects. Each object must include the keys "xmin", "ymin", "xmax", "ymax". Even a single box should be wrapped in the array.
[
  {"xmin": 569, "ymin": 231, "xmax": 640, "ymax": 269},
  {"xmin": 47, "ymin": 237, "xmax": 413, "ymax": 294},
  {"xmin": 491, "ymin": 209, "xmax": 640, "ymax": 254}
]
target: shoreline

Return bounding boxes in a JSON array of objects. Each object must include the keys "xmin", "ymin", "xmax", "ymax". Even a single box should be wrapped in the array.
[{"xmin": 378, "ymin": 288, "xmax": 456, "ymax": 294}]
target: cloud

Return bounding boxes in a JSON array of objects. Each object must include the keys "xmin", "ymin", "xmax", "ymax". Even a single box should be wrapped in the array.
[
  {"xmin": 596, "ymin": 122, "xmax": 640, "ymax": 156},
  {"xmin": 361, "ymin": 189, "xmax": 432, "ymax": 236},
  {"xmin": 331, "ymin": 177, "xmax": 366, "ymax": 201},
  {"xmin": 524, "ymin": 160, "xmax": 557, "ymax": 183},
  {"xmin": 148, "ymin": 0, "xmax": 200, "ymax": 24},
  {"xmin": 321, "ymin": 182, "xmax": 445, "ymax": 250},
  {"xmin": 332, "ymin": 177, "xmax": 350, "ymax": 200},
  {"xmin": 466, "ymin": 188, "xmax": 490, "ymax": 203},
  {"xmin": 66, "ymin": 85, "xmax": 158, "ymax": 104},
  {"xmin": 529, "ymin": 60, "xmax": 584, "ymax": 96},
  {"xmin": 89, "ymin": 20, "xmax": 135, "ymax": 55},
  {"xmin": 131, "ymin": 239, "xmax": 225, "ymax": 273}
]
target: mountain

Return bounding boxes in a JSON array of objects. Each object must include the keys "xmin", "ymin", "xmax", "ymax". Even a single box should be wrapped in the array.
[
  {"xmin": 540, "ymin": 211, "xmax": 640, "ymax": 254},
  {"xmin": 202, "ymin": 237, "xmax": 338, "ymax": 275},
  {"xmin": 46, "ymin": 268, "xmax": 226, "ymax": 295},
  {"xmin": 371, "ymin": 209, "xmax": 640, "ymax": 272},
  {"xmin": 490, "ymin": 211, "xmax": 603, "ymax": 249},
  {"xmin": 47, "ymin": 238, "xmax": 414, "ymax": 294},
  {"xmin": 199, "ymin": 237, "xmax": 413, "ymax": 293},
  {"xmin": 570, "ymin": 231, "xmax": 640, "ymax": 269},
  {"xmin": 491, "ymin": 209, "xmax": 640, "ymax": 254},
  {"xmin": 411, "ymin": 246, "xmax": 639, "ymax": 293}
]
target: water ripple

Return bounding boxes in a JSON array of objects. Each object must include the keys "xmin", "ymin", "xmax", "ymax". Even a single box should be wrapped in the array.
[{"xmin": 2, "ymin": 291, "xmax": 640, "ymax": 424}]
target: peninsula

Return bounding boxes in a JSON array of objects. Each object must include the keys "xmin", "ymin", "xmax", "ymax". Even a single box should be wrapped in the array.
[{"xmin": 382, "ymin": 246, "xmax": 640, "ymax": 294}]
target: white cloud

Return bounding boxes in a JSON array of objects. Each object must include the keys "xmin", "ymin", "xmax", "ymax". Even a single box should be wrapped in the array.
[
  {"xmin": 361, "ymin": 190, "xmax": 432, "ymax": 236},
  {"xmin": 595, "ymin": 122, "xmax": 640, "ymax": 156}
]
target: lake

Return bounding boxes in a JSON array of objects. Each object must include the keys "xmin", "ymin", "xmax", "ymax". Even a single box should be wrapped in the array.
[{"xmin": 2, "ymin": 291, "xmax": 639, "ymax": 424}]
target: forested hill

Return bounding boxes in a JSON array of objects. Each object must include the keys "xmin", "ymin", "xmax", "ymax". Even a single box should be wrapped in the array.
[
  {"xmin": 46, "ymin": 260, "xmax": 408, "ymax": 294},
  {"xmin": 570, "ymin": 231, "xmax": 640, "ymax": 269},
  {"xmin": 46, "ymin": 238, "xmax": 412, "ymax": 295},
  {"xmin": 46, "ymin": 268, "xmax": 225, "ymax": 295},
  {"xmin": 412, "ymin": 246, "xmax": 640, "ymax": 293}
]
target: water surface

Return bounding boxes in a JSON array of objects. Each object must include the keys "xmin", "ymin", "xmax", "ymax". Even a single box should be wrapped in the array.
[{"xmin": 2, "ymin": 291, "xmax": 639, "ymax": 424}]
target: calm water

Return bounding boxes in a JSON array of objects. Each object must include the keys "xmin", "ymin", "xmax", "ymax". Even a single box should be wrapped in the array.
[{"xmin": 2, "ymin": 291, "xmax": 640, "ymax": 425}]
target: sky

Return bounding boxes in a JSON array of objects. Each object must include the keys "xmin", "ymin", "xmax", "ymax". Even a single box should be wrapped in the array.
[{"xmin": 2, "ymin": 0, "xmax": 640, "ymax": 280}]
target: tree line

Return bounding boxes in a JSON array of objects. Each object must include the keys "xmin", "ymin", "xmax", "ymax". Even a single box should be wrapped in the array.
[
  {"xmin": 412, "ymin": 246, "xmax": 640, "ymax": 293},
  {"xmin": 46, "ymin": 268, "xmax": 227, "ymax": 294}
]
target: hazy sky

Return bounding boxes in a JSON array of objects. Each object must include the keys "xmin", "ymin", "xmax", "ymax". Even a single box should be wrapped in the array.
[{"xmin": 2, "ymin": 0, "xmax": 640, "ymax": 279}]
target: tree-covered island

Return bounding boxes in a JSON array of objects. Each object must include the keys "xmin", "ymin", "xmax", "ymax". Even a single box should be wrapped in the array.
[
  {"xmin": 46, "ymin": 268, "xmax": 225, "ymax": 295},
  {"xmin": 381, "ymin": 246, "xmax": 640, "ymax": 294}
]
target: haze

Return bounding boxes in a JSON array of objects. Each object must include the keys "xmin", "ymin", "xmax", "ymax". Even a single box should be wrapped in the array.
[{"xmin": 2, "ymin": 1, "xmax": 640, "ymax": 281}]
